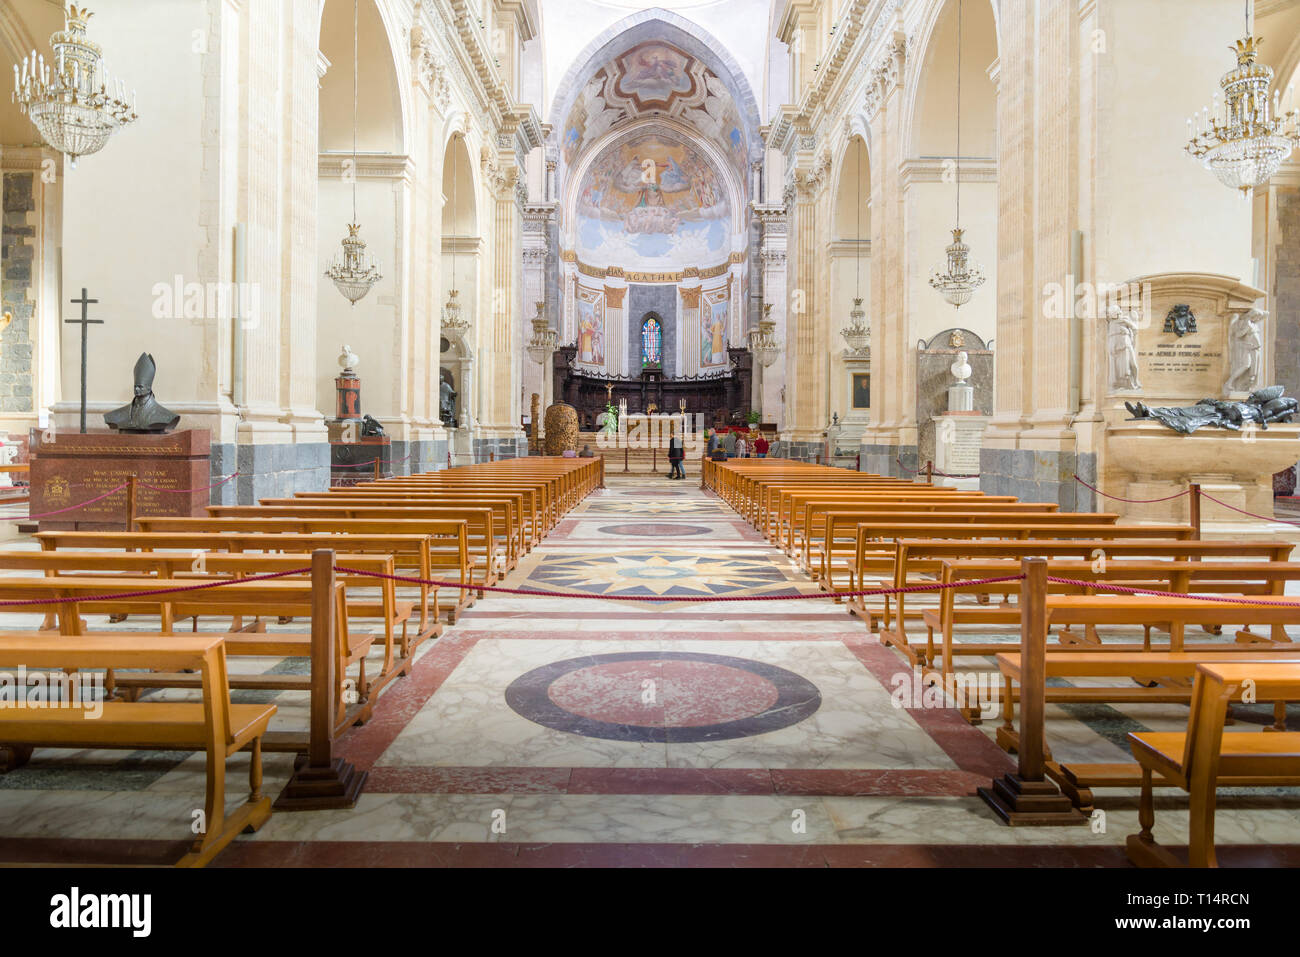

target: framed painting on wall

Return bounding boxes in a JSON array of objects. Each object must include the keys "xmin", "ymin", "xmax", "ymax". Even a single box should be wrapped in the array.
[{"xmin": 852, "ymin": 373, "xmax": 871, "ymax": 410}]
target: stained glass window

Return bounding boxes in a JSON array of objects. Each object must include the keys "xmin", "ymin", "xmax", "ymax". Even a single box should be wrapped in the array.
[{"xmin": 641, "ymin": 316, "xmax": 662, "ymax": 367}]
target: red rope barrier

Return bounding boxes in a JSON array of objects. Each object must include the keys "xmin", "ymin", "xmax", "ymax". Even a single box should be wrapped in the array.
[
  {"xmin": 1198, "ymin": 491, "xmax": 1300, "ymax": 527},
  {"xmin": 0, "ymin": 566, "xmax": 313, "ymax": 608},
  {"xmin": 333, "ymin": 566, "xmax": 1027, "ymax": 603},
  {"xmin": 1045, "ymin": 576, "xmax": 1300, "ymax": 607},
  {"xmin": 1072, "ymin": 474, "xmax": 1190, "ymax": 504},
  {"xmin": 17, "ymin": 482, "xmax": 130, "ymax": 521}
]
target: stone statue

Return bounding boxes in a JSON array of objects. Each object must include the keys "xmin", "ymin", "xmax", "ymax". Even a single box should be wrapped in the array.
[
  {"xmin": 439, "ymin": 379, "xmax": 458, "ymax": 426},
  {"xmin": 950, "ymin": 350, "xmax": 971, "ymax": 384},
  {"xmin": 360, "ymin": 414, "xmax": 385, "ymax": 437},
  {"xmin": 338, "ymin": 344, "xmax": 359, "ymax": 373},
  {"xmin": 1224, "ymin": 307, "xmax": 1265, "ymax": 395},
  {"xmin": 1106, "ymin": 305, "xmax": 1142, "ymax": 392},
  {"xmin": 104, "ymin": 353, "xmax": 180, "ymax": 434},
  {"xmin": 1125, "ymin": 385, "xmax": 1298, "ymax": 434}
]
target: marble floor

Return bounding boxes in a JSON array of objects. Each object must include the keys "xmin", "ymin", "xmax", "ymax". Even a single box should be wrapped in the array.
[{"xmin": 1, "ymin": 470, "xmax": 1298, "ymax": 867}]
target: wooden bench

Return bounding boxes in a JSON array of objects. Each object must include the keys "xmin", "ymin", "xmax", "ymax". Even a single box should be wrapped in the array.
[
  {"xmin": 33, "ymin": 527, "xmax": 468, "ymax": 624},
  {"xmin": 1127, "ymin": 661, "xmax": 1300, "ymax": 867},
  {"xmin": 0, "ymin": 549, "xmax": 426, "ymax": 671},
  {"xmin": 0, "ymin": 575, "xmax": 372, "ymax": 737},
  {"xmin": 993, "ymin": 649, "xmax": 1300, "ymax": 811},
  {"xmin": 806, "ymin": 508, "xmax": 1113, "ymax": 589},
  {"xmin": 918, "ymin": 558, "xmax": 1300, "ymax": 683},
  {"xmin": 0, "ymin": 633, "xmax": 274, "ymax": 866}
]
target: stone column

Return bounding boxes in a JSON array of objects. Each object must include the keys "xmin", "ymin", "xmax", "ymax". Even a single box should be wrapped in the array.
[
  {"xmin": 756, "ymin": 205, "xmax": 788, "ymax": 428},
  {"xmin": 604, "ymin": 284, "xmax": 627, "ymax": 378},
  {"xmin": 783, "ymin": 147, "xmax": 832, "ymax": 458},
  {"xmin": 477, "ymin": 147, "xmax": 524, "ymax": 458},
  {"xmin": 679, "ymin": 286, "xmax": 702, "ymax": 379},
  {"xmin": 859, "ymin": 34, "xmax": 914, "ymax": 475}
]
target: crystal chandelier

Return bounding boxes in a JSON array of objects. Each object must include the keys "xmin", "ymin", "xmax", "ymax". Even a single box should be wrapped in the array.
[
  {"xmin": 929, "ymin": 0, "xmax": 986, "ymax": 309},
  {"xmin": 442, "ymin": 133, "xmax": 470, "ymax": 341},
  {"xmin": 325, "ymin": 0, "xmax": 381, "ymax": 305},
  {"xmin": 1185, "ymin": 3, "xmax": 1299, "ymax": 196},
  {"xmin": 442, "ymin": 288, "xmax": 469, "ymax": 340},
  {"xmin": 841, "ymin": 297, "xmax": 870, "ymax": 354},
  {"xmin": 748, "ymin": 304, "xmax": 780, "ymax": 368},
  {"xmin": 526, "ymin": 302, "xmax": 557, "ymax": 364},
  {"xmin": 11, "ymin": 6, "xmax": 137, "ymax": 167}
]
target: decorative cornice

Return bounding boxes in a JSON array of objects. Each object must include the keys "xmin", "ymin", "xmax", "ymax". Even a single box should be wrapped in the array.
[
  {"xmin": 318, "ymin": 153, "xmax": 416, "ymax": 183},
  {"xmin": 898, "ymin": 156, "xmax": 998, "ymax": 189}
]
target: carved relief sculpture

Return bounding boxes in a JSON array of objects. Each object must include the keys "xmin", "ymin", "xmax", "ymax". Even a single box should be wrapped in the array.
[
  {"xmin": 1106, "ymin": 305, "xmax": 1142, "ymax": 393},
  {"xmin": 1224, "ymin": 307, "xmax": 1265, "ymax": 395}
]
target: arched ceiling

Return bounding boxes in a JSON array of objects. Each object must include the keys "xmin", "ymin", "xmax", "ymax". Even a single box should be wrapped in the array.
[
  {"xmin": 539, "ymin": 2, "xmax": 774, "ymax": 126},
  {"xmin": 559, "ymin": 37, "xmax": 752, "ymax": 180},
  {"xmin": 550, "ymin": 13, "xmax": 763, "ymax": 203}
]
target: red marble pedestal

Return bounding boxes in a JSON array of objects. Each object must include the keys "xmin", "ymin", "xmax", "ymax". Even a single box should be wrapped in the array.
[{"xmin": 29, "ymin": 429, "xmax": 212, "ymax": 530}]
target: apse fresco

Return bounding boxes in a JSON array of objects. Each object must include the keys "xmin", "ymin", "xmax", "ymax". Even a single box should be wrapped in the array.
[
  {"xmin": 576, "ymin": 132, "xmax": 729, "ymax": 269},
  {"xmin": 611, "ymin": 43, "xmax": 695, "ymax": 105}
]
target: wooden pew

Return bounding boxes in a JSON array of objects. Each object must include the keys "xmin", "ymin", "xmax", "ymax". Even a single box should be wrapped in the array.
[
  {"xmin": 805, "ymin": 507, "xmax": 1108, "ymax": 588},
  {"xmin": 1127, "ymin": 661, "xmax": 1300, "ymax": 867},
  {"xmin": 0, "ymin": 575, "xmax": 373, "ymax": 737},
  {"xmin": 0, "ymin": 633, "xmax": 274, "ymax": 866},
  {"xmin": 134, "ymin": 515, "xmax": 495, "ymax": 599},
  {"xmin": 993, "ymin": 649, "xmax": 1300, "ymax": 811},
  {"xmin": 0, "ymin": 549, "xmax": 428, "ymax": 667},
  {"xmin": 33, "ymin": 527, "xmax": 468, "ymax": 625}
]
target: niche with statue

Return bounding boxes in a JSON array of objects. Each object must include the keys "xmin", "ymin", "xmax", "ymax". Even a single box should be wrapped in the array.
[{"xmin": 916, "ymin": 329, "xmax": 993, "ymax": 477}]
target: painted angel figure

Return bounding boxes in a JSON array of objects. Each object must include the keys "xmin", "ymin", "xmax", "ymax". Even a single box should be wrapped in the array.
[
  {"xmin": 1106, "ymin": 304, "xmax": 1142, "ymax": 393},
  {"xmin": 1224, "ymin": 307, "xmax": 1265, "ymax": 396}
]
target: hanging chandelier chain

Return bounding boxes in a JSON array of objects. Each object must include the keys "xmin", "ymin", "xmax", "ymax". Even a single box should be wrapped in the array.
[
  {"xmin": 324, "ymin": 0, "xmax": 381, "ymax": 307},
  {"xmin": 352, "ymin": 0, "xmax": 358, "ymax": 222},
  {"xmin": 956, "ymin": 0, "xmax": 962, "ymax": 228}
]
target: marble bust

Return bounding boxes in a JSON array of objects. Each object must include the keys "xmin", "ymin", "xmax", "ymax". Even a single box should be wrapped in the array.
[{"xmin": 104, "ymin": 353, "xmax": 180, "ymax": 434}]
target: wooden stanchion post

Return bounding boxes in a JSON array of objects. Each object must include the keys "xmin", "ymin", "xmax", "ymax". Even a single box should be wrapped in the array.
[
  {"xmin": 373, "ymin": 456, "xmax": 382, "ymax": 481},
  {"xmin": 1189, "ymin": 483, "xmax": 1202, "ymax": 540},
  {"xmin": 125, "ymin": 475, "xmax": 137, "ymax": 532},
  {"xmin": 274, "ymin": 548, "xmax": 367, "ymax": 810},
  {"xmin": 926, "ymin": 460, "xmax": 935, "ymax": 485},
  {"xmin": 623, "ymin": 445, "xmax": 630, "ymax": 473},
  {"xmin": 978, "ymin": 557, "xmax": 1086, "ymax": 825}
]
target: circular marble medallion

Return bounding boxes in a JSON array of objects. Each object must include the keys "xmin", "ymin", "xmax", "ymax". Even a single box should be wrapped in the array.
[
  {"xmin": 596, "ymin": 523, "xmax": 712, "ymax": 537},
  {"xmin": 504, "ymin": 651, "xmax": 822, "ymax": 742}
]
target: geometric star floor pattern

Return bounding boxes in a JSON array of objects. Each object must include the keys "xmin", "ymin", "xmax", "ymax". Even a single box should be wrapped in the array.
[{"xmin": 2, "ymin": 471, "xmax": 1298, "ymax": 866}]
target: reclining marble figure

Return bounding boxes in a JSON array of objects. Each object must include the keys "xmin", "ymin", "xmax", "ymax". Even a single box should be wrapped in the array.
[{"xmin": 1124, "ymin": 385, "xmax": 1298, "ymax": 434}]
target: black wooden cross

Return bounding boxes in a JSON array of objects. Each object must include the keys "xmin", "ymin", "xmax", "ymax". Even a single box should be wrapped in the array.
[{"xmin": 66, "ymin": 288, "xmax": 103, "ymax": 434}]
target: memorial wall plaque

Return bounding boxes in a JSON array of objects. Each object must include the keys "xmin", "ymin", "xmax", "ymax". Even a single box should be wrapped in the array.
[
  {"xmin": 1132, "ymin": 294, "xmax": 1225, "ymax": 400},
  {"xmin": 29, "ymin": 429, "xmax": 211, "ymax": 530}
]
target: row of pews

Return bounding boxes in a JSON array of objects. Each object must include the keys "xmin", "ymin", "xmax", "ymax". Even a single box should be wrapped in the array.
[
  {"xmin": 703, "ymin": 456, "xmax": 1300, "ymax": 868},
  {"xmin": 0, "ymin": 456, "xmax": 602, "ymax": 865}
]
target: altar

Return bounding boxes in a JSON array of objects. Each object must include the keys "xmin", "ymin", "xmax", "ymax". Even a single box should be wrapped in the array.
[{"xmin": 553, "ymin": 345, "xmax": 753, "ymax": 430}]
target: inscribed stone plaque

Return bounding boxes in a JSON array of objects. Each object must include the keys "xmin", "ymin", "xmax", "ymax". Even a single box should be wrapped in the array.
[{"xmin": 29, "ymin": 429, "xmax": 211, "ymax": 530}]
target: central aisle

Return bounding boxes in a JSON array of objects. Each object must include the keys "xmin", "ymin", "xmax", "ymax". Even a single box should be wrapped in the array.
[{"xmin": 219, "ymin": 470, "xmax": 1297, "ymax": 866}]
